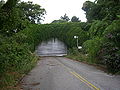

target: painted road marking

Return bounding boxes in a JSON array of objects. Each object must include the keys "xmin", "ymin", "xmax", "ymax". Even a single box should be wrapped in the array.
[
  {"xmin": 70, "ymin": 71, "xmax": 95, "ymax": 90},
  {"xmin": 70, "ymin": 71, "xmax": 100, "ymax": 90},
  {"xmin": 59, "ymin": 61, "xmax": 100, "ymax": 90}
]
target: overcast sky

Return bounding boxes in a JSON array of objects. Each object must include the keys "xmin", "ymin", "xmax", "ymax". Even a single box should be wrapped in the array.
[{"xmin": 22, "ymin": 0, "xmax": 95, "ymax": 23}]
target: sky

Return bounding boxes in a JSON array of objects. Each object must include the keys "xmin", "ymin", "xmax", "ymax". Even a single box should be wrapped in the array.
[{"xmin": 22, "ymin": 0, "xmax": 95, "ymax": 23}]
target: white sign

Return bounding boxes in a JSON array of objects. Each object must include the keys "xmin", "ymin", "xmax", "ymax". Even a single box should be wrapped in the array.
[
  {"xmin": 74, "ymin": 36, "xmax": 78, "ymax": 39},
  {"xmin": 78, "ymin": 46, "xmax": 82, "ymax": 49}
]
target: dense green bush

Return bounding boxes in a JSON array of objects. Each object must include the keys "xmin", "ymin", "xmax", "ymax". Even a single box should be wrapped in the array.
[
  {"xmin": 98, "ymin": 20, "xmax": 120, "ymax": 73},
  {"xmin": 18, "ymin": 24, "xmax": 54, "ymax": 51},
  {"xmin": 82, "ymin": 37, "xmax": 104, "ymax": 63},
  {"xmin": 103, "ymin": 20, "xmax": 120, "ymax": 47},
  {"xmin": 0, "ymin": 34, "xmax": 38, "ymax": 89},
  {"xmin": 89, "ymin": 20, "xmax": 109, "ymax": 39},
  {"xmin": 98, "ymin": 42, "xmax": 120, "ymax": 74},
  {"xmin": 81, "ymin": 19, "xmax": 120, "ymax": 73}
]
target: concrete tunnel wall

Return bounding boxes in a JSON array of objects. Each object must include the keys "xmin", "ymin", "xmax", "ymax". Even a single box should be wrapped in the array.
[{"xmin": 35, "ymin": 38, "xmax": 67, "ymax": 56}]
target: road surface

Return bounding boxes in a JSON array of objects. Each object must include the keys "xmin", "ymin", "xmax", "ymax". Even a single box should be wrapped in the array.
[{"xmin": 21, "ymin": 57, "xmax": 120, "ymax": 90}]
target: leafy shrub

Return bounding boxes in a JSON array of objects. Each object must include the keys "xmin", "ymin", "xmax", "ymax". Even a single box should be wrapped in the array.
[
  {"xmin": 89, "ymin": 20, "xmax": 109, "ymax": 38},
  {"xmin": 98, "ymin": 20, "xmax": 120, "ymax": 73},
  {"xmin": 0, "ymin": 34, "xmax": 38, "ymax": 88},
  {"xmin": 0, "ymin": 35, "xmax": 35, "ymax": 74},
  {"xmin": 98, "ymin": 42, "xmax": 120, "ymax": 74},
  {"xmin": 103, "ymin": 20, "xmax": 120, "ymax": 47},
  {"xmin": 83, "ymin": 37, "xmax": 104, "ymax": 63}
]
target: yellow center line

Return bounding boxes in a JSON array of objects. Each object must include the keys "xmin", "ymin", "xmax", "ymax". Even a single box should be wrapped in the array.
[
  {"xmin": 59, "ymin": 62, "xmax": 100, "ymax": 90},
  {"xmin": 70, "ymin": 71, "xmax": 100, "ymax": 90},
  {"xmin": 70, "ymin": 71, "xmax": 95, "ymax": 90}
]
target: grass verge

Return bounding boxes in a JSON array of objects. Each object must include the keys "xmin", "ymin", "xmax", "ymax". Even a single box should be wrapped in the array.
[{"xmin": 0, "ymin": 54, "xmax": 39, "ymax": 90}]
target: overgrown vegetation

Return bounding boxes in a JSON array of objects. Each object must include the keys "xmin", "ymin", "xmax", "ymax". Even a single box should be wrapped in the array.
[
  {"xmin": 21, "ymin": 17, "xmax": 120, "ymax": 74},
  {"xmin": 0, "ymin": 0, "xmax": 120, "ymax": 89}
]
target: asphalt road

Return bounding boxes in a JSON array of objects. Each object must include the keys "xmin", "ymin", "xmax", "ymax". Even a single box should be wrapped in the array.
[{"xmin": 21, "ymin": 57, "xmax": 120, "ymax": 90}]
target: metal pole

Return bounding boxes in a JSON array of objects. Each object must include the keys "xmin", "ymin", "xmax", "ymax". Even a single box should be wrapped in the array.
[
  {"xmin": 77, "ymin": 37, "xmax": 78, "ymax": 47},
  {"xmin": 74, "ymin": 36, "xmax": 79, "ymax": 48}
]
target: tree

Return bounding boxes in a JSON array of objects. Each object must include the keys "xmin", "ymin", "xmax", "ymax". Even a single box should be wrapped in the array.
[
  {"xmin": 0, "ymin": 0, "xmax": 22, "ymax": 36},
  {"xmin": 17, "ymin": 1, "xmax": 46, "ymax": 24},
  {"xmin": 60, "ymin": 14, "xmax": 70, "ymax": 22},
  {"xmin": 71, "ymin": 16, "xmax": 80, "ymax": 22},
  {"xmin": 82, "ymin": 1, "xmax": 100, "ymax": 22},
  {"xmin": 82, "ymin": 1, "xmax": 93, "ymax": 12},
  {"xmin": 82, "ymin": 0, "xmax": 120, "ymax": 22},
  {"xmin": 1, "ymin": 0, "xmax": 18, "ymax": 11}
]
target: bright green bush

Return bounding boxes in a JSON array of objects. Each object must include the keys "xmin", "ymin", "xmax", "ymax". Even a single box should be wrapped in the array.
[
  {"xmin": 83, "ymin": 37, "xmax": 104, "ymax": 63},
  {"xmin": 89, "ymin": 20, "xmax": 109, "ymax": 39}
]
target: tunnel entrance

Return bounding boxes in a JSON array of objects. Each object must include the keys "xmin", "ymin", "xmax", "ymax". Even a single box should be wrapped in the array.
[{"xmin": 35, "ymin": 38, "xmax": 67, "ymax": 56}]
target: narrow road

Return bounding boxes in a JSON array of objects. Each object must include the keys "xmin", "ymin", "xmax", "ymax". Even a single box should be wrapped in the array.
[{"xmin": 21, "ymin": 57, "xmax": 120, "ymax": 90}]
